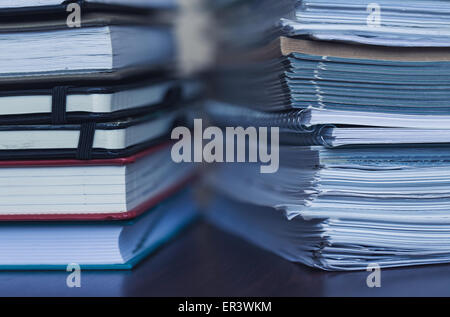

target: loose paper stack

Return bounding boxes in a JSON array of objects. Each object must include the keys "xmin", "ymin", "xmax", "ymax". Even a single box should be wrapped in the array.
[
  {"xmin": 281, "ymin": 0, "xmax": 450, "ymax": 47},
  {"xmin": 206, "ymin": 0, "xmax": 450, "ymax": 270},
  {"xmin": 0, "ymin": 0, "xmax": 200, "ymax": 269}
]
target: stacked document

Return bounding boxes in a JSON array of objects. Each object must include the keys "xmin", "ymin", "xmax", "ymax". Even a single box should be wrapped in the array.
[
  {"xmin": 208, "ymin": 146, "xmax": 450, "ymax": 270},
  {"xmin": 207, "ymin": 101, "xmax": 450, "ymax": 147},
  {"xmin": 0, "ymin": 1, "xmax": 199, "ymax": 269},
  {"xmin": 206, "ymin": 0, "xmax": 450, "ymax": 270},
  {"xmin": 214, "ymin": 37, "xmax": 450, "ymax": 130},
  {"xmin": 281, "ymin": 0, "xmax": 450, "ymax": 47}
]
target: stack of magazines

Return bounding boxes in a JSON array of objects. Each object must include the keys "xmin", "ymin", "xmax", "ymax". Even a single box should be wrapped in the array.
[
  {"xmin": 0, "ymin": 0, "xmax": 199, "ymax": 269},
  {"xmin": 206, "ymin": 0, "xmax": 450, "ymax": 270}
]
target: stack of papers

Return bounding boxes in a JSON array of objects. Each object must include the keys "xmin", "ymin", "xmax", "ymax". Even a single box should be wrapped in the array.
[
  {"xmin": 281, "ymin": 0, "xmax": 450, "ymax": 47},
  {"xmin": 207, "ymin": 100, "xmax": 450, "ymax": 147},
  {"xmin": 208, "ymin": 146, "xmax": 450, "ymax": 270},
  {"xmin": 213, "ymin": 37, "xmax": 450, "ymax": 130},
  {"xmin": 0, "ymin": 1, "xmax": 200, "ymax": 269},
  {"xmin": 206, "ymin": 0, "xmax": 450, "ymax": 270}
]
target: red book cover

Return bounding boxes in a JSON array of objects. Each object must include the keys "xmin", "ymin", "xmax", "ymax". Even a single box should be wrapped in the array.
[{"xmin": 0, "ymin": 142, "xmax": 196, "ymax": 222}]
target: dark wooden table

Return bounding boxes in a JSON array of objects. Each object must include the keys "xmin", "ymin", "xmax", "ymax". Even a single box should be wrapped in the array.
[{"xmin": 0, "ymin": 220, "xmax": 449, "ymax": 297}]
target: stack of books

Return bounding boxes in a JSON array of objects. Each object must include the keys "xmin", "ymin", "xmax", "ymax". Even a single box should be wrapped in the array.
[
  {"xmin": 206, "ymin": 0, "xmax": 450, "ymax": 270},
  {"xmin": 0, "ymin": 0, "xmax": 199, "ymax": 269}
]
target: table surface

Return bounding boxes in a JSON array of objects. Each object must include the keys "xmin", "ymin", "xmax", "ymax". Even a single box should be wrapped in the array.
[{"xmin": 0, "ymin": 220, "xmax": 449, "ymax": 297}]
